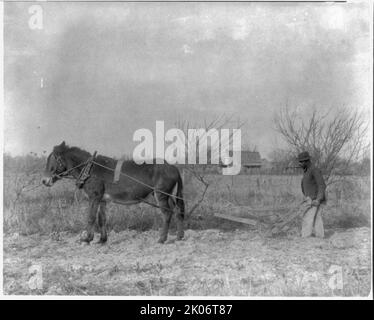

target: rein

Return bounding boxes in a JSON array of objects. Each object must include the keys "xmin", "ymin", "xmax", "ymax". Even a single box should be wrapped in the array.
[
  {"xmin": 51, "ymin": 153, "xmax": 89, "ymax": 180},
  {"xmin": 51, "ymin": 152, "xmax": 184, "ymax": 201},
  {"xmin": 91, "ymin": 160, "xmax": 185, "ymax": 201}
]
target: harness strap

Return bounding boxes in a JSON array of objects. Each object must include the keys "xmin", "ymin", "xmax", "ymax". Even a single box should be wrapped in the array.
[
  {"xmin": 113, "ymin": 158, "xmax": 125, "ymax": 183},
  {"xmin": 51, "ymin": 153, "xmax": 184, "ymax": 202},
  {"xmin": 76, "ymin": 151, "xmax": 97, "ymax": 188},
  {"xmin": 52, "ymin": 153, "xmax": 86, "ymax": 180},
  {"xmin": 92, "ymin": 160, "xmax": 185, "ymax": 201}
]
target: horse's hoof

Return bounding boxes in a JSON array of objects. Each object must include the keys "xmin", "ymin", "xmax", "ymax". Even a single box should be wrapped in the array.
[
  {"xmin": 80, "ymin": 238, "xmax": 92, "ymax": 244},
  {"xmin": 79, "ymin": 238, "xmax": 92, "ymax": 246},
  {"xmin": 80, "ymin": 232, "xmax": 93, "ymax": 244},
  {"xmin": 97, "ymin": 238, "xmax": 107, "ymax": 245}
]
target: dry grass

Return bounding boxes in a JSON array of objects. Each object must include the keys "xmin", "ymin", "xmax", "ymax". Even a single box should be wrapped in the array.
[
  {"xmin": 3, "ymin": 172, "xmax": 371, "ymax": 235},
  {"xmin": 3, "ymin": 228, "xmax": 371, "ymax": 296},
  {"xmin": 3, "ymin": 165, "xmax": 371, "ymax": 297}
]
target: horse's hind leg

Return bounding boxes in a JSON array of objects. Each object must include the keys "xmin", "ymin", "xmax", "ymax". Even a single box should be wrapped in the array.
[
  {"xmin": 98, "ymin": 201, "xmax": 107, "ymax": 244},
  {"xmin": 155, "ymin": 193, "xmax": 172, "ymax": 244},
  {"xmin": 175, "ymin": 208, "xmax": 184, "ymax": 241},
  {"xmin": 175, "ymin": 176, "xmax": 185, "ymax": 240}
]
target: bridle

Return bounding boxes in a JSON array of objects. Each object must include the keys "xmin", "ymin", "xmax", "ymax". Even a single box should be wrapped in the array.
[
  {"xmin": 50, "ymin": 153, "xmax": 86, "ymax": 180},
  {"xmin": 48, "ymin": 151, "xmax": 98, "ymax": 188},
  {"xmin": 51, "ymin": 153, "xmax": 66, "ymax": 174}
]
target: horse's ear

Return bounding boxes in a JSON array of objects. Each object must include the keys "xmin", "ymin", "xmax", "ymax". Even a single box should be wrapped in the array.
[{"xmin": 54, "ymin": 141, "xmax": 66, "ymax": 154}]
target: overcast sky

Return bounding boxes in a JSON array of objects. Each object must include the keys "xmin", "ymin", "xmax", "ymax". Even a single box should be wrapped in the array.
[{"xmin": 3, "ymin": 1, "xmax": 372, "ymax": 159}]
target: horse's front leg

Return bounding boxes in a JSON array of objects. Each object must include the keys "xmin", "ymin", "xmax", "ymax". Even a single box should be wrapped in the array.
[
  {"xmin": 80, "ymin": 198, "xmax": 100, "ymax": 244},
  {"xmin": 97, "ymin": 200, "xmax": 107, "ymax": 243}
]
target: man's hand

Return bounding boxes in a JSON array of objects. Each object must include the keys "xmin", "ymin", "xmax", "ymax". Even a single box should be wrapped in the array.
[{"xmin": 311, "ymin": 199, "xmax": 320, "ymax": 207}]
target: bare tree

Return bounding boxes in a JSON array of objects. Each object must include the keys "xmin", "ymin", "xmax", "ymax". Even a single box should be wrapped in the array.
[
  {"xmin": 274, "ymin": 106, "xmax": 369, "ymax": 184},
  {"xmin": 175, "ymin": 115, "xmax": 246, "ymax": 216},
  {"xmin": 268, "ymin": 148, "xmax": 296, "ymax": 173}
]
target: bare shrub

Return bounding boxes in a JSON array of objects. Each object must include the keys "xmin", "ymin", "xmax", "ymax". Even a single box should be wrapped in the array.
[
  {"xmin": 274, "ymin": 106, "xmax": 369, "ymax": 183},
  {"xmin": 175, "ymin": 115, "xmax": 245, "ymax": 217}
]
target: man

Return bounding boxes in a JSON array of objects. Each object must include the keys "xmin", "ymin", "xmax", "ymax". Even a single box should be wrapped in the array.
[{"xmin": 298, "ymin": 151, "xmax": 326, "ymax": 238}]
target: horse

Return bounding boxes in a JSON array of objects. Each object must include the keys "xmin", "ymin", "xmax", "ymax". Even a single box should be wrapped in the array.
[{"xmin": 42, "ymin": 141, "xmax": 185, "ymax": 244}]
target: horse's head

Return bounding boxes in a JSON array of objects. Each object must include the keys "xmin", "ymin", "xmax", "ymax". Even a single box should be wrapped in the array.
[{"xmin": 42, "ymin": 141, "xmax": 69, "ymax": 187}]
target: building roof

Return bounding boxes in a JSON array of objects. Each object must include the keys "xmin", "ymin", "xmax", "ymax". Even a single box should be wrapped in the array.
[{"xmin": 241, "ymin": 151, "xmax": 262, "ymax": 165}]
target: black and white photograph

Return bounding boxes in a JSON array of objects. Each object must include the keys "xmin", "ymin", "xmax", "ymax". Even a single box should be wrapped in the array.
[{"xmin": 1, "ymin": 0, "xmax": 372, "ymax": 298}]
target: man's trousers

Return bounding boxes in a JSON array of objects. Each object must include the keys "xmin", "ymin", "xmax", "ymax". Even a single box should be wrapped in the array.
[{"xmin": 301, "ymin": 205, "xmax": 324, "ymax": 238}]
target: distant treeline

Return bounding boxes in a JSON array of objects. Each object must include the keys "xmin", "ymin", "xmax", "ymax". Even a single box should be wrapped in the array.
[{"xmin": 3, "ymin": 153, "xmax": 371, "ymax": 176}]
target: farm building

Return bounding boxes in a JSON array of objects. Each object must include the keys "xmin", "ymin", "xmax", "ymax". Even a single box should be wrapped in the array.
[
  {"xmin": 186, "ymin": 150, "xmax": 266, "ymax": 174},
  {"xmin": 241, "ymin": 151, "xmax": 262, "ymax": 168},
  {"xmin": 219, "ymin": 150, "xmax": 263, "ymax": 168},
  {"xmin": 217, "ymin": 150, "xmax": 264, "ymax": 174}
]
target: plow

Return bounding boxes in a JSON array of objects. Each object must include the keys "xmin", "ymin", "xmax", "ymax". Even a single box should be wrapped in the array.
[{"xmin": 214, "ymin": 198, "xmax": 313, "ymax": 235}]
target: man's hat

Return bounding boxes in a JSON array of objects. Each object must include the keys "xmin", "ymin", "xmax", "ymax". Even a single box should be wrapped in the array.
[{"xmin": 297, "ymin": 151, "xmax": 311, "ymax": 161}]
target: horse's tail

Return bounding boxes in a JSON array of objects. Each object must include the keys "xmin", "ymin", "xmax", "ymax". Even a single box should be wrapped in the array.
[{"xmin": 175, "ymin": 172, "xmax": 185, "ymax": 215}]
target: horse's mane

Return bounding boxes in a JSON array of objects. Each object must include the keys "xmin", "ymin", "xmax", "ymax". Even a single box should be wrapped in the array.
[
  {"xmin": 67, "ymin": 146, "xmax": 91, "ymax": 158},
  {"xmin": 54, "ymin": 143, "xmax": 91, "ymax": 159},
  {"xmin": 53, "ymin": 142, "xmax": 133, "ymax": 165}
]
